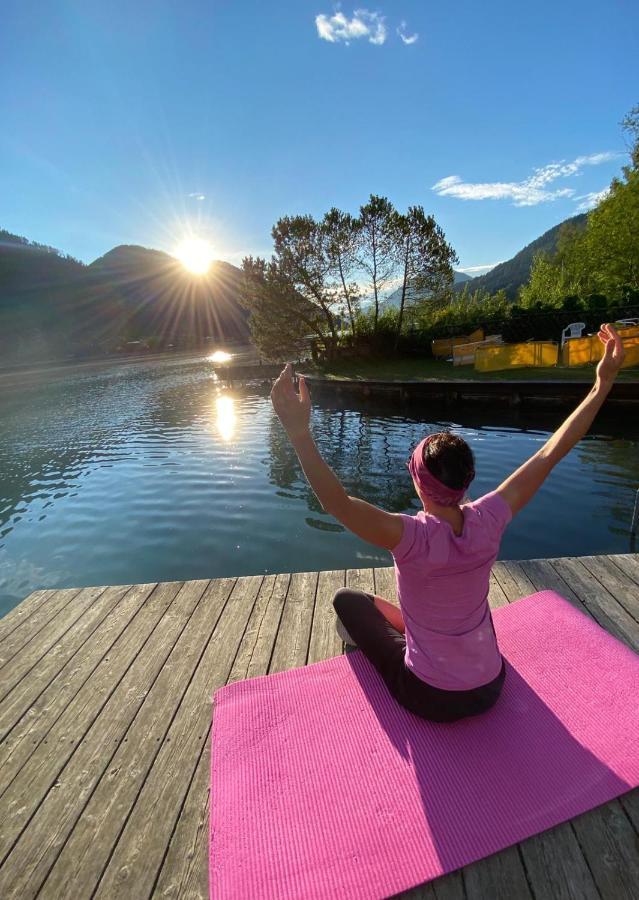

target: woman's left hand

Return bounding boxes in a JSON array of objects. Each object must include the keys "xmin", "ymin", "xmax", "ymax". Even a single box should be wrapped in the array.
[{"xmin": 270, "ymin": 364, "xmax": 311, "ymax": 439}]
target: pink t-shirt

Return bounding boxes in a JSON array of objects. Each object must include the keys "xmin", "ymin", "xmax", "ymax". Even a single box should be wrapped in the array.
[{"xmin": 391, "ymin": 491, "xmax": 512, "ymax": 691}]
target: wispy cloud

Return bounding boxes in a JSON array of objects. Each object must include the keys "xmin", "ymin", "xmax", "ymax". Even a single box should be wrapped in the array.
[
  {"xmin": 575, "ymin": 187, "xmax": 610, "ymax": 212},
  {"xmin": 316, "ymin": 9, "xmax": 387, "ymax": 45},
  {"xmin": 397, "ymin": 20, "xmax": 418, "ymax": 44},
  {"xmin": 457, "ymin": 262, "xmax": 503, "ymax": 274},
  {"xmin": 432, "ymin": 152, "xmax": 620, "ymax": 207},
  {"xmin": 188, "ymin": 192, "xmax": 206, "ymax": 201}
]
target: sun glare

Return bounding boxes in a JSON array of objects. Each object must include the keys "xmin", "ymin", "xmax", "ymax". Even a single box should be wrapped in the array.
[
  {"xmin": 175, "ymin": 237, "xmax": 214, "ymax": 274},
  {"xmin": 208, "ymin": 350, "xmax": 232, "ymax": 363}
]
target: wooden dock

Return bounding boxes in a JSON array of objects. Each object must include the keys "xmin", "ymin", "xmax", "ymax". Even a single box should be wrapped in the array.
[{"xmin": 0, "ymin": 553, "xmax": 638, "ymax": 899}]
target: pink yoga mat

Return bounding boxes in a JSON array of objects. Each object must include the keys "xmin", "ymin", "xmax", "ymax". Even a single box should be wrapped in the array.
[{"xmin": 210, "ymin": 591, "xmax": 639, "ymax": 899}]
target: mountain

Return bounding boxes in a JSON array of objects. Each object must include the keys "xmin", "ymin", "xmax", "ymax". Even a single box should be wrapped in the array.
[
  {"xmin": 0, "ymin": 233, "xmax": 249, "ymax": 365},
  {"xmin": 380, "ymin": 270, "xmax": 472, "ymax": 311},
  {"xmin": 454, "ymin": 213, "xmax": 588, "ymax": 299},
  {"xmin": 454, "ymin": 270, "xmax": 473, "ymax": 285}
]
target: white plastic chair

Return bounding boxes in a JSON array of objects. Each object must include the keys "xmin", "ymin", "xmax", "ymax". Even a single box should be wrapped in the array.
[
  {"xmin": 616, "ymin": 318, "xmax": 639, "ymax": 327},
  {"xmin": 560, "ymin": 322, "xmax": 586, "ymax": 349}
]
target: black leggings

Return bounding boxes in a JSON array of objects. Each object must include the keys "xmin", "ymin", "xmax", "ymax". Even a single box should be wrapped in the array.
[{"xmin": 333, "ymin": 588, "xmax": 506, "ymax": 724}]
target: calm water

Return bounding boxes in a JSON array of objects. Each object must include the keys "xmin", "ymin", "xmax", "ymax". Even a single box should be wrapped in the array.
[{"xmin": 1, "ymin": 354, "xmax": 637, "ymax": 615}]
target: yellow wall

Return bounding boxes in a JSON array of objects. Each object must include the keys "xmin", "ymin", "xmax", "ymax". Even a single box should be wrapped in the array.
[
  {"xmin": 432, "ymin": 328, "xmax": 484, "ymax": 358},
  {"xmin": 621, "ymin": 336, "xmax": 639, "ymax": 369},
  {"xmin": 562, "ymin": 325, "xmax": 639, "ymax": 367},
  {"xmin": 475, "ymin": 342, "xmax": 558, "ymax": 372},
  {"xmin": 452, "ymin": 337, "xmax": 502, "ymax": 366}
]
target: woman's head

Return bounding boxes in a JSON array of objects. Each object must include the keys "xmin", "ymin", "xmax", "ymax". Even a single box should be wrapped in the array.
[{"xmin": 408, "ymin": 431, "xmax": 475, "ymax": 507}]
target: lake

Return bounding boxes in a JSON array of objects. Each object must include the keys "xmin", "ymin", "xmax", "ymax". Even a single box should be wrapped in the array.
[{"xmin": 1, "ymin": 353, "xmax": 637, "ymax": 616}]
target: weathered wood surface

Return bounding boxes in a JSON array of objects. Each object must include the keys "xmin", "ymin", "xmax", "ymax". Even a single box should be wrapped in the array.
[{"xmin": 0, "ymin": 553, "xmax": 637, "ymax": 899}]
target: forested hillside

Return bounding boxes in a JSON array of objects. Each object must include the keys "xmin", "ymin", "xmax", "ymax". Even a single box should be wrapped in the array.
[{"xmin": 455, "ymin": 214, "xmax": 588, "ymax": 299}]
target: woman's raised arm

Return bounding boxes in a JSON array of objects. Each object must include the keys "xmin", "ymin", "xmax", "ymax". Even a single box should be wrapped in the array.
[
  {"xmin": 271, "ymin": 365, "xmax": 403, "ymax": 550},
  {"xmin": 496, "ymin": 323, "xmax": 625, "ymax": 516}
]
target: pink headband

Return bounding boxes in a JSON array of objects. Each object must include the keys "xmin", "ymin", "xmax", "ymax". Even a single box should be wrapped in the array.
[{"xmin": 408, "ymin": 435, "xmax": 474, "ymax": 506}]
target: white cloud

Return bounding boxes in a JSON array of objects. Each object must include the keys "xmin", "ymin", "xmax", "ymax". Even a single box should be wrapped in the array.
[
  {"xmin": 315, "ymin": 9, "xmax": 387, "ymax": 45},
  {"xmin": 188, "ymin": 193, "xmax": 206, "ymax": 200},
  {"xmin": 575, "ymin": 188, "xmax": 610, "ymax": 212},
  {"xmin": 397, "ymin": 20, "xmax": 418, "ymax": 44},
  {"xmin": 432, "ymin": 152, "xmax": 620, "ymax": 207},
  {"xmin": 457, "ymin": 262, "xmax": 503, "ymax": 274}
]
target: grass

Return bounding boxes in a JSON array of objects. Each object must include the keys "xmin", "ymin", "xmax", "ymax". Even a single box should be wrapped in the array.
[{"xmin": 309, "ymin": 356, "xmax": 639, "ymax": 383}]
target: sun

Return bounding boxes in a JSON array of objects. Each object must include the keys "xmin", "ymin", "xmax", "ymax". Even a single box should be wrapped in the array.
[{"xmin": 174, "ymin": 237, "xmax": 214, "ymax": 275}]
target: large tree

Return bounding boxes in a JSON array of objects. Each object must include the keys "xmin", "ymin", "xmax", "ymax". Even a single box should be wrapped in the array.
[
  {"xmin": 354, "ymin": 195, "xmax": 396, "ymax": 334},
  {"xmin": 322, "ymin": 208, "xmax": 360, "ymax": 335},
  {"xmin": 271, "ymin": 215, "xmax": 340, "ymax": 355},
  {"xmin": 390, "ymin": 206, "xmax": 458, "ymax": 346},
  {"xmin": 240, "ymin": 256, "xmax": 325, "ymax": 361}
]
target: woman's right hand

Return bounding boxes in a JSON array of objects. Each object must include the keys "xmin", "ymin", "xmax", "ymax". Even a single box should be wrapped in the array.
[{"xmin": 596, "ymin": 323, "xmax": 625, "ymax": 385}]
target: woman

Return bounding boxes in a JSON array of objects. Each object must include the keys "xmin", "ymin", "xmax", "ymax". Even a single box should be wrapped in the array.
[{"xmin": 270, "ymin": 324, "xmax": 625, "ymax": 723}]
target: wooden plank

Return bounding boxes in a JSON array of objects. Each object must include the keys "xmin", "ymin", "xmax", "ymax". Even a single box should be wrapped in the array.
[
  {"xmin": 0, "ymin": 583, "xmax": 155, "ymax": 796},
  {"xmin": 512, "ymin": 824, "xmax": 600, "ymax": 900},
  {"xmin": 608, "ymin": 553, "xmax": 639, "ymax": 586},
  {"xmin": 226, "ymin": 575, "xmax": 278, "ymax": 683},
  {"xmin": 0, "ymin": 587, "xmax": 82, "ymax": 669},
  {"xmin": 579, "ymin": 555, "xmax": 639, "ymax": 624},
  {"xmin": 374, "ymin": 566, "xmax": 399, "ymax": 603},
  {"xmin": 36, "ymin": 579, "xmax": 234, "ymax": 900},
  {"xmin": 0, "ymin": 583, "xmax": 130, "ymax": 743},
  {"xmin": 92, "ymin": 575, "xmax": 264, "ymax": 899},
  {"xmin": 0, "ymin": 580, "xmax": 208, "ymax": 896},
  {"xmin": 463, "ymin": 847, "xmax": 533, "ymax": 899},
  {"xmin": 551, "ymin": 557, "xmax": 639, "ymax": 653},
  {"xmin": 153, "ymin": 574, "xmax": 293, "ymax": 899},
  {"xmin": 269, "ymin": 570, "xmax": 318, "ymax": 674},
  {"xmin": 621, "ymin": 789, "xmax": 639, "ymax": 834},
  {"xmin": 346, "ymin": 567, "xmax": 375, "ymax": 594},
  {"xmin": 488, "ymin": 572, "xmax": 510, "ymax": 609},
  {"xmin": 517, "ymin": 558, "xmax": 585, "ymax": 612},
  {"xmin": 0, "ymin": 586, "xmax": 106, "ymax": 703},
  {"xmin": 570, "ymin": 800, "xmax": 639, "ymax": 899},
  {"xmin": 307, "ymin": 569, "xmax": 345, "ymax": 664},
  {"xmin": 0, "ymin": 590, "xmax": 54, "ymax": 644},
  {"xmin": 0, "ymin": 581, "xmax": 180, "ymax": 865},
  {"xmin": 492, "ymin": 561, "xmax": 535, "ymax": 600},
  {"xmin": 399, "ymin": 870, "xmax": 465, "ymax": 900}
]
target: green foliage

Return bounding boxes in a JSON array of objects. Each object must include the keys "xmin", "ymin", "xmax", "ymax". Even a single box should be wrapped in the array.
[{"xmin": 240, "ymin": 256, "xmax": 322, "ymax": 362}]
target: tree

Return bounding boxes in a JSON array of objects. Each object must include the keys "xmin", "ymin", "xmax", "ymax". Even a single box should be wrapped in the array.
[
  {"xmin": 390, "ymin": 206, "xmax": 458, "ymax": 347},
  {"xmin": 518, "ymin": 253, "xmax": 577, "ymax": 307},
  {"xmin": 621, "ymin": 103, "xmax": 639, "ymax": 170},
  {"xmin": 240, "ymin": 256, "xmax": 325, "ymax": 361},
  {"xmin": 271, "ymin": 215, "xmax": 340, "ymax": 356},
  {"xmin": 322, "ymin": 208, "xmax": 360, "ymax": 336},
  {"xmin": 354, "ymin": 195, "xmax": 396, "ymax": 335}
]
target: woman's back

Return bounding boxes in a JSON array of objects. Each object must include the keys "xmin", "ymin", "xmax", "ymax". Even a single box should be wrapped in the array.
[{"xmin": 392, "ymin": 491, "xmax": 512, "ymax": 691}]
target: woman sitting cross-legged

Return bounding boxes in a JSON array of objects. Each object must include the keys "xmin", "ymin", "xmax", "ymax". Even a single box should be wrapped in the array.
[{"xmin": 270, "ymin": 324, "xmax": 624, "ymax": 724}]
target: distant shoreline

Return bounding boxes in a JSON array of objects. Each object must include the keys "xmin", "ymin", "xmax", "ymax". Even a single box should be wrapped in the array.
[{"xmin": 0, "ymin": 345, "xmax": 255, "ymax": 386}]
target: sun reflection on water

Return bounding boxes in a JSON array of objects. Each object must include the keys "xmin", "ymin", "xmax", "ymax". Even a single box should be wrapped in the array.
[{"xmin": 215, "ymin": 395, "xmax": 236, "ymax": 441}]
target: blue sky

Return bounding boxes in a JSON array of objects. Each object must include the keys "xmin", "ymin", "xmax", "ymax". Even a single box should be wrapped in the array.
[{"xmin": 1, "ymin": 0, "xmax": 637, "ymax": 273}]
